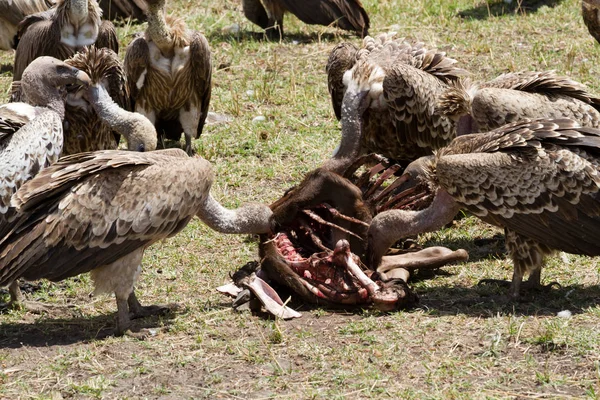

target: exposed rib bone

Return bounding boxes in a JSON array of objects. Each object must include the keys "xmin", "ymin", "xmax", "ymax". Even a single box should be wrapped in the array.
[
  {"xmin": 372, "ymin": 173, "xmax": 411, "ymax": 204},
  {"xmin": 364, "ymin": 164, "xmax": 402, "ymax": 199},
  {"xmin": 297, "ymin": 221, "xmax": 332, "ymax": 252},
  {"xmin": 343, "ymin": 153, "xmax": 389, "ymax": 179},
  {"xmin": 301, "ymin": 210, "xmax": 364, "ymax": 241},
  {"xmin": 319, "ymin": 203, "xmax": 370, "ymax": 227}
]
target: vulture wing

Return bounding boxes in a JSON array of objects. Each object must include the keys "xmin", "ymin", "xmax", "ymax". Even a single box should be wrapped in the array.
[
  {"xmin": 0, "ymin": 149, "xmax": 213, "ymax": 286},
  {"xmin": 187, "ymin": 32, "xmax": 212, "ymax": 138},
  {"xmin": 96, "ymin": 20, "xmax": 119, "ymax": 54},
  {"xmin": 124, "ymin": 35, "xmax": 151, "ymax": 105},
  {"xmin": 436, "ymin": 119, "xmax": 600, "ymax": 256},
  {"xmin": 279, "ymin": 0, "xmax": 369, "ymax": 36},
  {"xmin": 326, "ymin": 42, "xmax": 359, "ymax": 120}
]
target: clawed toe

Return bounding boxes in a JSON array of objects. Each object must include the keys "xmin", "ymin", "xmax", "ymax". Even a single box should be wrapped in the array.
[
  {"xmin": 129, "ymin": 303, "xmax": 180, "ymax": 320},
  {"xmin": 478, "ymin": 278, "xmax": 512, "ymax": 288}
]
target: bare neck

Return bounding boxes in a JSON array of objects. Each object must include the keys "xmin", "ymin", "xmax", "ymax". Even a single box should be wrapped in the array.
[
  {"xmin": 368, "ymin": 189, "xmax": 460, "ymax": 267},
  {"xmin": 146, "ymin": 3, "xmax": 172, "ymax": 52},
  {"xmin": 69, "ymin": 0, "xmax": 89, "ymax": 24},
  {"xmin": 196, "ymin": 194, "xmax": 272, "ymax": 234}
]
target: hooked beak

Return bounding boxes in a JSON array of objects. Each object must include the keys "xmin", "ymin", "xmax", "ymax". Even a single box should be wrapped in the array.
[{"xmin": 74, "ymin": 70, "xmax": 92, "ymax": 88}]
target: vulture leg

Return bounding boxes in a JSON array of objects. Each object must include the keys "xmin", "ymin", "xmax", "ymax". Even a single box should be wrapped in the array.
[
  {"xmin": 1, "ymin": 281, "xmax": 70, "ymax": 313},
  {"xmin": 179, "ymin": 107, "xmax": 201, "ymax": 155},
  {"xmin": 260, "ymin": 0, "xmax": 285, "ymax": 40}
]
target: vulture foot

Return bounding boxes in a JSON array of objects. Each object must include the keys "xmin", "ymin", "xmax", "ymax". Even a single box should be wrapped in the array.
[
  {"xmin": 1, "ymin": 282, "xmax": 74, "ymax": 314},
  {"xmin": 127, "ymin": 292, "xmax": 179, "ymax": 320}
]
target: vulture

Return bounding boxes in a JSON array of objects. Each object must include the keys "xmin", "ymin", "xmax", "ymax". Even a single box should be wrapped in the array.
[
  {"xmin": 366, "ymin": 118, "xmax": 600, "ymax": 299},
  {"xmin": 124, "ymin": 0, "xmax": 212, "ymax": 155},
  {"xmin": 436, "ymin": 70, "xmax": 600, "ymax": 134},
  {"xmin": 11, "ymin": 0, "xmax": 118, "ymax": 83},
  {"xmin": 0, "ymin": 149, "xmax": 273, "ymax": 336},
  {"xmin": 241, "ymin": 0, "xmax": 369, "ymax": 40},
  {"xmin": 0, "ymin": 0, "xmax": 55, "ymax": 50},
  {"xmin": 582, "ymin": 0, "xmax": 600, "ymax": 45},
  {"xmin": 0, "ymin": 57, "xmax": 91, "ymax": 307},
  {"xmin": 326, "ymin": 33, "xmax": 468, "ymax": 166}
]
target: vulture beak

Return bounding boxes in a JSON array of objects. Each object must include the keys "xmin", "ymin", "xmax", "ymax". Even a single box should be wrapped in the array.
[{"xmin": 74, "ymin": 70, "xmax": 92, "ymax": 88}]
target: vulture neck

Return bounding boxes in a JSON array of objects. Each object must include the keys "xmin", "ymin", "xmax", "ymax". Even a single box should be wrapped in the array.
[
  {"xmin": 324, "ymin": 90, "xmax": 368, "ymax": 174},
  {"xmin": 369, "ymin": 188, "xmax": 461, "ymax": 267},
  {"xmin": 90, "ymin": 85, "xmax": 157, "ymax": 150},
  {"xmin": 196, "ymin": 194, "xmax": 273, "ymax": 234},
  {"xmin": 147, "ymin": 2, "xmax": 173, "ymax": 55},
  {"xmin": 69, "ymin": 0, "xmax": 89, "ymax": 25},
  {"xmin": 22, "ymin": 83, "xmax": 66, "ymax": 118}
]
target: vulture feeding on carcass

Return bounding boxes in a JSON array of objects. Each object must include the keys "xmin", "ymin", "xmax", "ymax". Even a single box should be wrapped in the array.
[
  {"xmin": 326, "ymin": 33, "xmax": 468, "ymax": 167},
  {"xmin": 0, "ymin": 149, "xmax": 273, "ymax": 336},
  {"xmin": 124, "ymin": 0, "xmax": 212, "ymax": 154},
  {"xmin": 366, "ymin": 118, "xmax": 600, "ymax": 299},
  {"xmin": 241, "ymin": 0, "xmax": 369, "ymax": 40}
]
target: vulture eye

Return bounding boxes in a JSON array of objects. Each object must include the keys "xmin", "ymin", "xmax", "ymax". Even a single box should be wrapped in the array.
[{"xmin": 137, "ymin": 143, "xmax": 145, "ymax": 152}]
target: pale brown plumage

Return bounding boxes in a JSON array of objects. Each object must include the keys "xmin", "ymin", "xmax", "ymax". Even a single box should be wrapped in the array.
[
  {"xmin": 367, "ymin": 118, "xmax": 600, "ymax": 299},
  {"xmin": 242, "ymin": 0, "xmax": 369, "ymax": 39},
  {"xmin": 436, "ymin": 71, "xmax": 600, "ymax": 135},
  {"xmin": 0, "ymin": 0, "xmax": 55, "ymax": 50},
  {"xmin": 11, "ymin": 0, "xmax": 118, "ymax": 83},
  {"xmin": 326, "ymin": 34, "xmax": 468, "ymax": 166},
  {"xmin": 582, "ymin": 0, "xmax": 600, "ymax": 44},
  {"xmin": 0, "ymin": 149, "xmax": 272, "ymax": 335},
  {"xmin": 124, "ymin": 0, "xmax": 211, "ymax": 154},
  {"xmin": 62, "ymin": 46, "xmax": 129, "ymax": 154}
]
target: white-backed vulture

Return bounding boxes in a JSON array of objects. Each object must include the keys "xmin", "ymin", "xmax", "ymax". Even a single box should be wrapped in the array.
[
  {"xmin": 0, "ymin": 149, "xmax": 273, "ymax": 335},
  {"xmin": 11, "ymin": 0, "xmax": 118, "ymax": 82},
  {"xmin": 0, "ymin": 57, "xmax": 90, "ymax": 307},
  {"xmin": 124, "ymin": 0, "xmax": 211, "ymax": 154},
  {"xmin": 242, "ymin": 0, "xmax": 369, "ymax": 40},
  {"xmin": 0, "ymin": 0, "xmax": 55, "ymax": 50},
  {"xmin": 366, "ymin": 118, "xmax": 600, "ymax": 299},
  {"xmin": 436, "ymin": 71, "xmax": 600, "ymax": 134},
  {"xmin": 326, "ymin": 33, "xmax": 468, "ymax": 166}
]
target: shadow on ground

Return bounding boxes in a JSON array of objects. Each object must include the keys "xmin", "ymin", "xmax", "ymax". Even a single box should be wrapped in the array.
[
  {"xmin": 207, "ymin": 29, "xmax": 356, "ymax": 45},
  {"xmin": 458, "ymin": 0, "xmax": 564, "ymax": 20}
]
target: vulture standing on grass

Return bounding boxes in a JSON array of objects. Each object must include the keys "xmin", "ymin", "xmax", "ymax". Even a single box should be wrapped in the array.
[
  {"xmin": 11, "ymin": 0, "xmax": 118, "ymax": 83},
  {"xmin": 366, "ymin": 118, "xmax": 600, "ymax": 299},
  {"xmin": 0, "ymin": 57, "xmax": 91, "ymax": 307},
  {"xmin": 436, "ymin": 70, "xmax": 600, "ymax": 134},
  {"xmin": 0, "ymin": 149, "xmax": 273, "ymax": 336},
  {"xmin": 326, "ymin": 33, "xmax": 468, "ymax": 166},
  {"xmin": 124, "ymin": 0, "xmax": 212, "ymax": 154},
  {"xmin": 241, "ymin": 0, "xmax": 369, "ymax": 40},
  {"xmin": 0, "ymin": 0, "xmax": 55, "ymax": 50}
]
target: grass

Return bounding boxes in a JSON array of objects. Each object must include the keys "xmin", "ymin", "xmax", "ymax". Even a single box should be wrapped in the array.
[{"xmin": 2, "ymin": 0, "xmax": 600, "ymax": 398}]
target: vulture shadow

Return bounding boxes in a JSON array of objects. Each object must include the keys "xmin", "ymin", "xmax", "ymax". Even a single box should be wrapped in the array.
[
  {"xmin": 0, "ymin": 63, "xmax": 13, "ymax": 75},
  {"xmin": 458, "ymin": 0, "xmax": 563, "ymax": 20},
  {"xmin": 415, "ymin": 282, "xmax": 600, "ymax": 318},
  {"xmin": 207, "ymin": 29, "xmax": 355, "ymax": 45},
  {"xmin": 0, "ymin": 308, "xmax": 181, "ymax": 348}
]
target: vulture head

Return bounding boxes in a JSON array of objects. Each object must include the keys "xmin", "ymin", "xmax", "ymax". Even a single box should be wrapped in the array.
[
  {"xmin": 87, "ymin": 84, "xmax": 158, "ymax": 152},
  {"xmin": 20, "ymin": 56, "xmax": 91, "ymax": 108}
]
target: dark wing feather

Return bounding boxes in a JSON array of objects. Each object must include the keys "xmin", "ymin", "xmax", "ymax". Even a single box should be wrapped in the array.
[
  {"xmin": 189, "ymin": 31, "xmax": 212, "ymax": 138},
  {"xmin": 279, "ymin": 0, "xmax": 369, "ymax": 36},
  {"xmin": 326, "ymin": 42, "xmax": 358, "ymax": 120},
  {"xmin": 242, "ymin": 0, "xmax": 269, "ymax": 29},
  {"xmin": 123, "ymin": 35, "xmax": 151, "ymax": 105},
  {"xmin": 95, "ymin": 20, "xmax": 119, "ymax": 54}
]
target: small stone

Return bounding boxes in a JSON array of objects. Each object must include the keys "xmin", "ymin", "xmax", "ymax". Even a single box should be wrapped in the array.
[
  {"xmin": 246, "ymin": 89, "xmax": 255, "ymax": 96},
  {"xmin": 222, "ymin": 23, "xmax": 240, "ymax": 34},
  {"xmin": 557, "ymin": 310, "xmax": 572, "ymax": 318},
  {"xmin": 253, "ymin": 115, "xmax": 266, "ymax": 123}
]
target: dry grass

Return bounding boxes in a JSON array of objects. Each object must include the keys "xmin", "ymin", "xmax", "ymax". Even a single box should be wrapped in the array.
[{"xmin": 2, "ymin": 0, "xmax": 600, "ymax": 398}]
